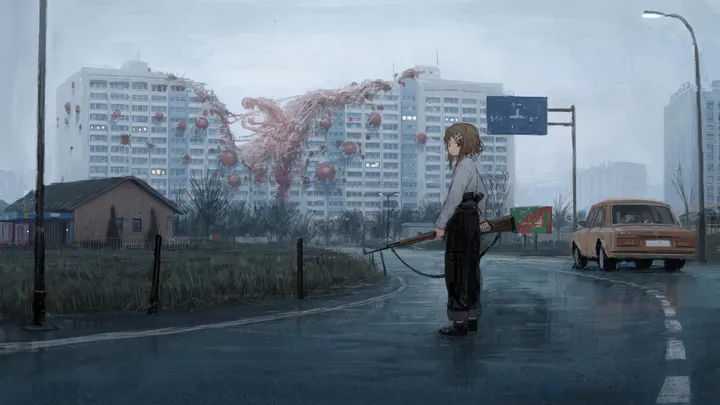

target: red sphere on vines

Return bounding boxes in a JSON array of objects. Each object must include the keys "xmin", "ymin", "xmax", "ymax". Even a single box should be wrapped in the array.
[
  {"xmin": 342, "ymin": 141, "xmax": 357, "ymax": 156},
  {"xmin": 315, "ymin": 163, "xmax": 336, "ymax": 181}
]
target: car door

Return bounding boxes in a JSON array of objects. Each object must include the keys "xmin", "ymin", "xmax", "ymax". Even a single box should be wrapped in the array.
[
  {"xmin": 587, "ymin": 205, "xmax": 607, "ymax": 257},
  {"xmin": 578, "ymin": 205, "xmax": 598, "ymax": 256}
]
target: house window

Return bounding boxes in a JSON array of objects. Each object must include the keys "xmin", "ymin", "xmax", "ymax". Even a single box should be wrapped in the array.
[
  {"xmin": 132, "ymin": 217, "xmax": 142, "ymax": 233},
  {"xmin": 115, "ymin": 217, "xmax": 125, "ymax": 234}
]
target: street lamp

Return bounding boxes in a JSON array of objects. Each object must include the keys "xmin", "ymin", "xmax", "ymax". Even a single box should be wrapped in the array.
[
  {"xmin": 379, "ymin": 192, "xmax": 399, "ymax": 246},
  {"xmin": 643, "ymin": 10, "xmax": 706, "ymax": 262}
]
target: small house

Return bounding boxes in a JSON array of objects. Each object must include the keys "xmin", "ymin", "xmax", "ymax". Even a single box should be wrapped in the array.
[{"xmin": 0, "ymin": 176, "xmax": 182, "ymax": 246}]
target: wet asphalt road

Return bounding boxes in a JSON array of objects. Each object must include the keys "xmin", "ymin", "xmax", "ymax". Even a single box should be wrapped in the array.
[{"xmin": 0, "ymin": 250, "xmax": 719, "ymax": 405}]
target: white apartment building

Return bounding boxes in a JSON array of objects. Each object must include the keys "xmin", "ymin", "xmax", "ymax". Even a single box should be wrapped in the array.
[
  {"xmin": 56, "ymin": 61, "xmax": 514, "ymax": 218},
  {"xmin": 578, "ymin": 160, "xmax": 648, "ymax": 211},
  {"xmin": 663, "ymin": 80, "xmax": 720, "ymax": 212},
  {"xmin": 55, "ymin": 60, "xmax": 265, "ymax": 201},
  {"xmin": 297, "ymin": 65, "xmax": 515, "ymax": 219}
]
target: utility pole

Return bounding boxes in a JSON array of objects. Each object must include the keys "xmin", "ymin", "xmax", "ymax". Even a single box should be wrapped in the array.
[
  {"xmin": 548, "ymin": 106, "xmax": 577, "ymax": 231},
  {"xmin": 379, "ymin": 192, "xmax": 399, "ymax": 246},
  {"xmin": 29, "ymin": 0, "xmax": 51, "ymax": 330}
]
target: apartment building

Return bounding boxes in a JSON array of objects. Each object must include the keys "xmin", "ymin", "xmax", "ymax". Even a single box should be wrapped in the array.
[
  {"xmin": 55, "ymin": 60, "xmax": 257, "ymax": 200},
  {"xmin": 663, "ymin": 80, "xmax": 720, "ymax": 211},
  {"xmin": 300, "ymin": 65, "xmax": 516, "ymax": 218},
  {"xmin": 578, "ymin": 160, "xmax": 648, "ymax": 210}
]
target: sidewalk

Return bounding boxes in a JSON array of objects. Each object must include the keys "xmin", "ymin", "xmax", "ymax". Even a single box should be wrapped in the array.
[{"xmin": 0, "ymin": 274, "xmax": 401, "ymax": 344}]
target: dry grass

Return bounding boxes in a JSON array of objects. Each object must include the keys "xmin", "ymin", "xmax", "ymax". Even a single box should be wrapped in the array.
[{"xmin": 0, "ymin": 244, "xmax": 378, "ymax": 319}]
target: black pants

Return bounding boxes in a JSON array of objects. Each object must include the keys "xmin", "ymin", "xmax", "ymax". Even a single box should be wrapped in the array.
[{"xmin": 444, "ymin": 193, "xmax": 481, "ymax": 322}]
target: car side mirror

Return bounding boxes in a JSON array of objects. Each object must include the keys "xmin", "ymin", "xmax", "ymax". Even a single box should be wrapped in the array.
[{"xmin": 577, "ymin": 220, "xmax": 587, "ymax": 228}]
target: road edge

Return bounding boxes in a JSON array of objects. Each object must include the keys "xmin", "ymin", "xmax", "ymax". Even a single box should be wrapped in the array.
[{"xmin": 0, "ymin": 275, "xmax": 407, "ymax": 356}]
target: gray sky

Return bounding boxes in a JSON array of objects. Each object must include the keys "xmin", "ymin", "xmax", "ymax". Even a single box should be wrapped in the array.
[{"xmin": 1, "ymin": 0, "xmax": 718, "ymax": 190}]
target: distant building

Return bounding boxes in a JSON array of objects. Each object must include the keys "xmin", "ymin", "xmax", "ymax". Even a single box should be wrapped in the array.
[
  {"xmin": 0, "ymin": 176, "xmax": 182, "ymax": 246},
  {"xmin": 663, "ymin": 80, "xmax": 720, "ymax": 212},
  {"xmin": 578, "ymin": 161, "xmax": 648, "ymax": 210}
]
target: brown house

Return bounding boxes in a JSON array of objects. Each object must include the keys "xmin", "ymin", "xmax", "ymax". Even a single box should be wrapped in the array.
[{"xmin": 1, "ymin": 176, "xmax": 182, "ymax": 246}]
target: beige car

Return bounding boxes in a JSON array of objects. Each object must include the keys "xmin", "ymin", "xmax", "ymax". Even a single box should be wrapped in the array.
[{"xmin": 570, "ymin": 198, "xmax": 696, "ymax": 271}]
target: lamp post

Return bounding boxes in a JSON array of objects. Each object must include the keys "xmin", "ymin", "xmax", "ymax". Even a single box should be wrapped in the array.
[
  {"xmin": 643, "ymin": 10, "xmax": 706, "ymax": 263},
  {"xmin": 379, "ymin": 192, "xmax": 399, "ymax": 246}
]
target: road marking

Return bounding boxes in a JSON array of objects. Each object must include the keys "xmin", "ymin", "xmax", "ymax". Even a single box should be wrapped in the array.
[
  {"xmin": 665, "ymin": 320, "xmax": 682, "ymax": 332},
  {"xmin": 656, "ymin": 376, "xmax": 691, "ymax": 403},
  {"xmin": 0, "ymin": 276, "xmax": 408, "ymax": 356},
  {"xmin": 663, "ymin": 308, "xmax": 677, "ymax": 317},
  {"xmin": 666, "ymin": 339, "xmax": 686, "ymax": 360}
]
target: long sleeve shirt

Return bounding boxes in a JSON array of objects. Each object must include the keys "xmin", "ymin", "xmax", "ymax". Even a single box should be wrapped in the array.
[{"xmin": 434, "ymin": 158, "xmax": 488, "ymax": 229}]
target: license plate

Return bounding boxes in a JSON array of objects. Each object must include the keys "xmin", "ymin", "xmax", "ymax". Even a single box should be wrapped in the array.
[{"xmin": 646, "ymin": 240, "xmax": 670, "ymax": 247}]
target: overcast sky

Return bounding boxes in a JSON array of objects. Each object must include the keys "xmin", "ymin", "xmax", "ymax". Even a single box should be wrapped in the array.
[{"xmin": 1, "ymin": 0, "xmax": 718, "ymax": 190}]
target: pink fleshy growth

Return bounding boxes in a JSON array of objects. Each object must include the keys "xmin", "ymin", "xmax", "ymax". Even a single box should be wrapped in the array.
[{"xmin": 237, "ymin": 77, "xmax": 396, "ymax": 198}]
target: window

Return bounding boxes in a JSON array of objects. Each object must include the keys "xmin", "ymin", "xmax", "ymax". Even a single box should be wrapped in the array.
[
  {"xmin": 426, "ymin": 97, "xmax": 441, "ymax": 103},
  {"xmin": 115, "ymin": 217, "xmax": 125, "ymax": 234},
  {"xmin": 89, "ymin": 93, "xmax": 107, "ymax": 100},
  {"xmin": 151, "ymin": 95, "xmax": 167, "ymax": 102},
  {"xmin": 89, "ymin": 103, "xmax": 107, "ymax": 110},
  {"xmin": 593, "ymin": 206, "xmax": 606, "ymax": 227},
  {"xmin": 151, "ymin": 127, "xmax": 168, "ymax": 133},
  {"xmin": 610, "ymin": 204, "xmax": 676, "ymax": 225},
  {"xmin": 132, "ymin": 94, "xmax": 149, "ymax": 101},
  {"xmin": 89, "ymin": 80, "xmax": 107, "ymax": 88},
  {"xmin": 444, "ymin": 107, "xmax": 459, "ymax": 114},
  {"xmin": 110, "ymin": 93, "xmax": 129, "ymax": 100},
  {"xmin": 462, "ymin": 98, "xmax": 477, "ymax": 104},
  {"xmin": 132, "ymin": 217, "xmax": 142, "ymax": 233},
  {"xmin": 443, "ymin": 98, "xmax": 459, "ymax": 104},
  {"xmin": 89, "ymin": 114, "xmax": 108, "ymax": 121},
  {"xmin": 110, "ymin": 81, "xmax": 129, "ymax": 89},
  {"xmin": 132, "ymin": 126, "xmax": 149, "ymax": 133},
  {"xmin": 132, "ymin": 105, "xmax": 149, "ymax": 112},
  {"xmin": 131, "ymin": 82, "xmax": 148, "ymax": 90},
  {"xmin": 110, "ymin": 124, "xmax": 129, "ymax": 132},
  {"xmin": 132, "ymin": 115, "xmax": 149, "ymax": 123},
  {"xmin": 110, "ymin": 103, "xmax": 128, "ymax": 111},
  {"xmin": 707, "ymin": 102, "xmax": 715, "ymax": 110}
]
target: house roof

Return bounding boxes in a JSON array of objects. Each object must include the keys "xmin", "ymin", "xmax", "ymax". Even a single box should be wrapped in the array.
[{"xmin": 3, "ymin": 176, "xmax": 183, "ymax": 214}]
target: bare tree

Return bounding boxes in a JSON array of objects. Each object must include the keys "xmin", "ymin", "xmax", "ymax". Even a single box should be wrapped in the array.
[
  {"xmin": 263, "ymin": 199, "xmax": 300, "ymax": 242},
  {"xmin": 291, "ymin": 212, "xmax": 318, "ymax": 243},
  {"xmin": 419, "ymin": 202, "xmax": 441, "ymax": 222},
  {"xmin": 552, "ymin": 193, "xmax": 572, "ymax": 239},
  {"xmin": 671, "ymin": 161, "xmax": 697, "ymax": 228},
  {"xmin": 484, "ymin": 171, "xmax": 511, "ymax": 218},
  {"xmin": 577, "ymin": 208, "xmax": 587, "ymax": 221},
  {"xmin": 334, "ymin": 209, "xmax": 365, "ymax": 243},
  {"xmin": 180, "ymin": 172, "xmax": 233, "ymax": 238}
]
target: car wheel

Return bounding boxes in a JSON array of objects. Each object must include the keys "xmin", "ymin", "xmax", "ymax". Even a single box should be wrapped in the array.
[
  {"xmin": 598, "ymin": 247, "xmax": 618, "ymax": 272},
  {"xmin": 663, "ymin": 259, "xmax": 686, "ymax": 272},
  {"xmin": 634, "ymin": 259, "xmax": 653, "ymax": 270},
  {"xmin": 572, "ymin": 245, "xmax": 588, "ymax": 269}
]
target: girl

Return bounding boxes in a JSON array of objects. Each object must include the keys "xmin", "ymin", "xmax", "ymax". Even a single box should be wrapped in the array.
[{"xmin": 433, "ymin": 122, "xmax": 489, "ymax": 337}]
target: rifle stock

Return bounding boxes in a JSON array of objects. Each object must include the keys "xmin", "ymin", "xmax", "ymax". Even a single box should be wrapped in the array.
[{"xmin": 362, "ymin": 215, "xmax": 517, "ymax": 255}]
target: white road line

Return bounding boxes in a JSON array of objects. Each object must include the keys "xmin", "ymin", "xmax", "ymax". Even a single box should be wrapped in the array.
[
  {"xmin": 0, "ymin": 276, "xmax": 408, "ymax": 356},
  {"xmin": 656, "ymin": 376, "xmax": 691, "ymax": 403},
  {"xmin": 665, "ymin": 320, "xmax": 682, "ymax": 332},
  {"xmin": 663, "ymin": 308, "xmax": 677, "ymax": 317},
  {"xmin": 666, "ymin": 339, "xmax": 686, "ymax": 360}
]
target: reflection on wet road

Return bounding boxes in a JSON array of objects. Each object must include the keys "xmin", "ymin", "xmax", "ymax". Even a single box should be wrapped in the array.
[{"xmin": 2, "ymin": 251, "xmax": 719, "ymax": 404}]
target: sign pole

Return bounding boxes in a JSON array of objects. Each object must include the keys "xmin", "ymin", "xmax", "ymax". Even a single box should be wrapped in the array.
[{"xmin": 548, "ymin": 107, "xmax": 577, "ymax": 231}]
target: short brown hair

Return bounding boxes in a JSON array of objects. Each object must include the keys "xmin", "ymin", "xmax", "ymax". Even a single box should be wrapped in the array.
[{"xmin": 443, "ymin": 122, "xmax": 484, "ymax": 169}]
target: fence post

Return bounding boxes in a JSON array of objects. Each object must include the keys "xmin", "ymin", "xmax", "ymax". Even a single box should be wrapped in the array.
[
  {"xmin": 380, "ymin": 251, "xmax": 387, "ymax": 276},
  {"xmin": 147, "ymin": 234, "xmax": 163, "ymax": 314},
  {"xmin": 296, "ymin": 237, "xmax": 304, "ymax": 299}
]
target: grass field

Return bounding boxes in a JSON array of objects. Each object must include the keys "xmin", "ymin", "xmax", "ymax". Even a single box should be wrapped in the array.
[{"xmin": 0, "ymin": 243, "xmax": 377, "ymax": 319}]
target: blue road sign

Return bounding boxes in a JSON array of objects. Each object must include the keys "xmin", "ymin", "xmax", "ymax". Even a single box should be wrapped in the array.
[{"xmin": 487, "ymin": 96, "xmax": 548, "ymax": 135}]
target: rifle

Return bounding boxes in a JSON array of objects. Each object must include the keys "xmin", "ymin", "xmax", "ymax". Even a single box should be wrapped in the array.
[{"xmin": 362, "ymin": 215, "xmax": 517, "ymax": 255}]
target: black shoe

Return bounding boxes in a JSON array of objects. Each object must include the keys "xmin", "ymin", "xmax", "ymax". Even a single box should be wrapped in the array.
[
  {"xmin": 468, "ymin": 318, "xmax": 478, "ymax": 332},
  {"xmin": 439, "ymin": 323, "xmax": 468, "ymax": 337}
]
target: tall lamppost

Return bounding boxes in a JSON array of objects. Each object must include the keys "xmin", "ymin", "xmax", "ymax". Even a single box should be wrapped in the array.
[
  {"xmin": 379, "ymin": 191, "xmax": 399, "ymax": 246},
  {"xmin": 643, "ymin": 10, "xmax": 706, "ymax": 262}
]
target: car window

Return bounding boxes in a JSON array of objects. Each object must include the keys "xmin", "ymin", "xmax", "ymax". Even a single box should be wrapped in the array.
[
  {"xmin": 610, "ymin": 204, "xmax": 677, "ymax": 225},
  {"xmin": 585, "ymin": 206, "xmax": 597, "ymax": 227},
  {"xmin": 593, "ymin": 206, "xmax": 606, "ymax": 227}
]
